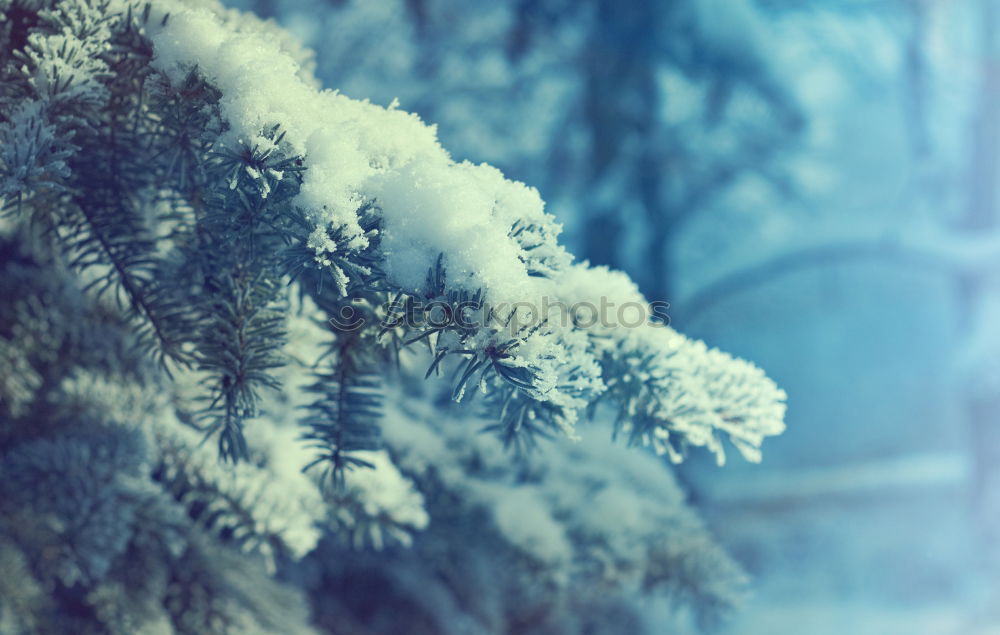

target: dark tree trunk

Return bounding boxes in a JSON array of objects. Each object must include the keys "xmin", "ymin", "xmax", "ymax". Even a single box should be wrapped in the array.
[{"xmin": 579, "ymin": 0, "xmax": 660, "ymax": 275}]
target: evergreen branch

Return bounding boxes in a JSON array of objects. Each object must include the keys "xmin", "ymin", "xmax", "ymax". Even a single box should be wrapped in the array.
[
  {"xmin": 67, "ymin": 198, "xmax": 190, "ymax": 367},
  {"xmin": 480, "ymin": 385, "xmax": 563, "ymax": 454},
  {"xmin": 300, "ymin": 331, "xmax": 382, "ymax": 489},
  {"xmin": 152, "ymin": 430, "xmax": 287, "ymax": 570},
  {"xmin": 195, "ymin": 272, "xmax": 286, "ymax": 462}
]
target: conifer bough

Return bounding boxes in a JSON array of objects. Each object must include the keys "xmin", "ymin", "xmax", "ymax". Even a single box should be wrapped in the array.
[
  {"xmin": 2, "ymin": 0, "xmax": 784, "ymax": 470},
  {"xmin": 0, "ymin": 0, "xmax": 787, "ymax": 629}
]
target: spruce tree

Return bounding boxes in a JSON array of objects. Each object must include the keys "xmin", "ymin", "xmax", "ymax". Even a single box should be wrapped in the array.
[{"xmin": 0, "ymin": 1, "xmax": 787, "ymax": 632}]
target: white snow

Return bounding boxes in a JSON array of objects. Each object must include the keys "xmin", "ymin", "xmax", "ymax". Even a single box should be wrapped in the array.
[{"xmin": 342, "ymin": 450, "xmax": 430, "ymax": 532}]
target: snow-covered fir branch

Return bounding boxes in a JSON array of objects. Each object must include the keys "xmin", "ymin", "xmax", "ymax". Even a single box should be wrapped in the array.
[
  {"xmin": 0, "ymin": 0, "xmax": 788, "ymax": 632},
  {"xmin": 137, "ymin": 0, "xmax": 786, "ymax": 466}
]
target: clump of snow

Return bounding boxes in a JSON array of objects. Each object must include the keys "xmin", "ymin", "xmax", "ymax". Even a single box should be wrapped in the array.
[{"xmin": 342, "ymin": 450, "xmax": 430, "ymax": 532}]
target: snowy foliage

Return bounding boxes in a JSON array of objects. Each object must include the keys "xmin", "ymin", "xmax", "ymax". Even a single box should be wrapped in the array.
[
  {"xmin": 139, "ymin": 0, "xmax": 786, "ymax": 465},
  {"xmin": 0, "ymin": 101, "xmax": 72, "ymax": 197},
  {"xmin": 0, "ymin": 423, "xmax": 165, "ymax": 585},
  {"xmin": 382, "ymin": 387, "xmax": 748, "ymax": 607},
  {"xmin": 0, "ymin": 0, "xmax": 787, "ymax": 632}
]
